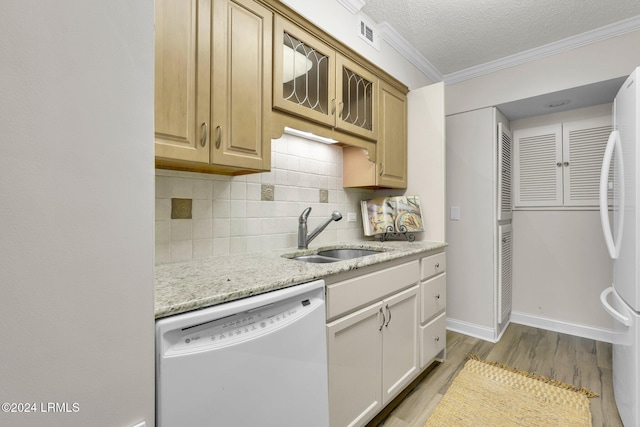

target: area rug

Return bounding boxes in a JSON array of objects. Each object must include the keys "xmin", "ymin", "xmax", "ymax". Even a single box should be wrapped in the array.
[{"xmin": 424, "ymin": 355, "xmax": 598, "ymax": 427}]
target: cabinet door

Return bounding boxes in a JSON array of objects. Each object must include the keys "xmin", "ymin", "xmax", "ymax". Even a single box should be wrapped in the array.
[
  {"xmin": 497, "ymin": 122, "xmax": 513, "ymax": 220},
  {"xmin": 498, "ymin": 223, "xmax": 513, "ymax": 324},
  {"xmin": 154, "ymin": 0, "xmax": 210, "ymax": 163},
  {"xmin": 273, "ymin": 16, "xmax": 335, "ymax": 128},
  {"xmin": 336, "ymin": 54, "xmax": 377, "ymax": 140},
  {"xmin": 381, "ymin": 285, "xmax": 419, "ymax": 404},
  {"xmin": 327, "ymin": 302, "xmax": 383, "ymax": 427},
  {"xmin": 377, "ymin": 80, "xmax": 407, "ymax": 188},
  {"xmin": 514, "ymin": 124, "xmax": 563, "ymax": 207},
  {"xmin": 211, "ymin": 0, "xmax": 272, "ymax": 170},
  {"xmin": 562, "ymin": 116, "xmax": 612, "ymax": 206}
]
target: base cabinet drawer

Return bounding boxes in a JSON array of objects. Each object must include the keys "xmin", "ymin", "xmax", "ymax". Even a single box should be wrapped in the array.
[
  {"xmin": 420, "ymin": 312, "xmax": 446, "ymax": 368},
  {"xmin": 421, "ymin": 273, "xmax": 446, "ymax": 323},
  {"xmin": 420, "ymin": 252, "xmax": 446, "ymax": 281}
]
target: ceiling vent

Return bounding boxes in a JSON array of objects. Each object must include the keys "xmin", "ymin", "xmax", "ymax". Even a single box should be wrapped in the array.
[{"xmin": 358, "ymin": 17, "xmax": 379, "ymax": 50}]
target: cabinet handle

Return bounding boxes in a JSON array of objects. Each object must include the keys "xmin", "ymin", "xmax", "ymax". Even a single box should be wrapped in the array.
[
  {"xmin": 215, "ymin": 125, "xmax": 222, "ymax": 149},
  {"xmin": 338, "ymin": 101, "xmax": 344, "ymax": 119},
  {"xmin": 331, "ymin": 99, "xmax": 336, "ymax": 115},
  {"xmin": 385, "ymin": 304, "xmax": 391, "ymax": 327},
  {"xmin": 379, "ymin": 163, "xmax": 384, "ymax": 176},
  {"xmin": 379, "ymin": 307, "xmax": 385, "ymax": 331},
  {"xmin": 557, "ymin": 162, "xmax": 562, "ymax": 167},
  {"xmin": 564, "ymin": 161, "xmax": 570, "ymax": 167},
  {"xmin": 200, "ymin": 123, "xmax": 208, "ymax": 147}
]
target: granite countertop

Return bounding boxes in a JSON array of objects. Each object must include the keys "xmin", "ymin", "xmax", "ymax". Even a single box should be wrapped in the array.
[{"xmin": 155, "ymin": 239, "xmax": 447, "ymax": 319}]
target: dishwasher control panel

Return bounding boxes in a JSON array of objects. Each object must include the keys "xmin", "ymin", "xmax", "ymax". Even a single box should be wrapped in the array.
[{"xmin": 160, "ymin": 289, "xmax": 322, "ymax": 356}]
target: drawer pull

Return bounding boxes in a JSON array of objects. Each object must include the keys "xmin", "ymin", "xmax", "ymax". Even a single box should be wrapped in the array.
[
  {"xmin": 379, "ymin": 307, "xmax": 385, "ymax": 331},
  {"xmin": 385, "ymin": 304, "xmax": 391, "ymax": 327}
]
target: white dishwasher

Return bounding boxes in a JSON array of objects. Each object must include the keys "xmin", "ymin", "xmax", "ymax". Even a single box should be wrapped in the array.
[{"xmin": 155, "ymin": 279, "xmax": 329, "ymax": 427}]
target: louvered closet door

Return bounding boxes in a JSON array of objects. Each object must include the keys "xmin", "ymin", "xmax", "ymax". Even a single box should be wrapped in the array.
[
  {"xmin": 498, "ymin": 223, "xmax": 512, "ymax": 325},
  {"xmin": 562, "ymin": 116, "xmax": 613, "ymax": 206},
  {"xmin": 514, "ymin": 124, "xmax": 563, "ymax": 207},
  {"xmin": 497, "ymin": 123, "xmax": 513, "ymax": 220}
]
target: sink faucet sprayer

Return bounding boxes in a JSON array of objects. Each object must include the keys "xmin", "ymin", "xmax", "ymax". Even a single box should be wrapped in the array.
[{"xmin": 298, "ymin": 207, "xmax": 342, "ymax": 249}]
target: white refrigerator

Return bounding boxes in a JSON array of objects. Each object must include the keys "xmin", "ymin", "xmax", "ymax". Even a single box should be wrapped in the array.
[{"xmin": 599, "ymin": 66, "xmax": 640, "ymax": 427}]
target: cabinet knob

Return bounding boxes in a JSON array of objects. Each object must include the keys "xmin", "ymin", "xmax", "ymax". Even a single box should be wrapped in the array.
[
  {"xmin": 435, "ymin": 293, "xmax": 440, "ymax": 299},
  {"xmin": 564, "ymin": 161, "xmax": 570, "ymax": 167},
  {"xmin": 435, "ymin": 263, "xmax": 440, "ymax": 268},
  {"xmin": 434, "ymin": 336, "xmax": 440, "ymax": 342},
  {"xmin": 557, "ymin": 162, "xmax": 562, "ymax": 167}
]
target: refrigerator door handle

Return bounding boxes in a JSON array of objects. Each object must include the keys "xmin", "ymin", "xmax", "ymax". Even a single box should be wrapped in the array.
[
  {"xmin": 600, "ymin": 287, "xmax": 631, "ymax": 327},
  {"xmin": 599, "ymin": 130, "xmax": 624, "ymax": 259}
]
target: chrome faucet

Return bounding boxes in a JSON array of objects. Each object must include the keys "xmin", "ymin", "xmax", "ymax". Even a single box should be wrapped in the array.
[{"xmin": 298, "ymin": 207, "xmax": 342, "ymax": 249}]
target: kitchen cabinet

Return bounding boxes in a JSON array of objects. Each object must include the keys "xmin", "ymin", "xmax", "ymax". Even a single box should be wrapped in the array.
[
  {"xmin": 273, "ymin": 15, "xmax": 377, "ymax": 141},
  {"xmin": 154, "ymin": 0, "xmax": 272, "ymax": 174},
  {"xmin": 326, "ymin": 260, "xmax": 419, "ymax": 427},
  {"xmin": 514, "ymin": 115, "xmax": 612, "ymax": 207},
  {"xmin": 342, "ymin": 80, "xmax": 408, "ymax": 189}
]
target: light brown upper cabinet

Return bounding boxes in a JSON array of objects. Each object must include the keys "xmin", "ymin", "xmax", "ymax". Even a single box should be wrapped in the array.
[
  {"xmin": 273, "ymin": 16, "xmax": 378, "ymax": 141},
  {"xmin": 154, "ymin": 0, "xmax": 273, "ymax": 174},
  {"xmin": 343, "ymin": 81, "xmax": 407, "ymax": 188}
]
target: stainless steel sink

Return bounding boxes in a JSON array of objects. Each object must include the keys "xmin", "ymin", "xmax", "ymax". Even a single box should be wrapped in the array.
[
  {"xmin": 289, "ymin": 247, "xmax": 383, "ymax": 263},
  {"xmin": 316, "ymin": 248, "xmax": 381, "ymax": 259},
  {"xmin": 292, "ymin": 254, "xmax": 341, "ymax": 263}
]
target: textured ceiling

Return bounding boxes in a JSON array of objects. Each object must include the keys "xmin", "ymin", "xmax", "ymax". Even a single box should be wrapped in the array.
[{"xmin": 362, "ymin": 0, "xmax": 640, "ymax": 76}]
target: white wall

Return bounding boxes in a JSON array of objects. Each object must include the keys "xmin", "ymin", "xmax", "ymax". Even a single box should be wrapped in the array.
[
  {"xmin": 446, "ymin": 108, "xmax": 497, "ymax": 333},
  {"xmin": 511, "ymin": 211, "xmax": 613, "ymax": 333},
  {"xmin": 0, "ymin": 2, "xmax": 155, "ymax": 426},
  {"xmin": 446, "ymin": 30, "xmax": 640, "ymax": 115},
  {"xmin": 279, "ymin": 0, "xmax": 433, "ymax": 90},
  {"xmin": 406, "ymin": 83, "xmax": 446, "ymax": 242}
]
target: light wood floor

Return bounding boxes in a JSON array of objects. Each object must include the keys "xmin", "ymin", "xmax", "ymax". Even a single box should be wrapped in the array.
[{"xmin": 368, "ymin": 323, "xmax": 623, "ymax": 427}]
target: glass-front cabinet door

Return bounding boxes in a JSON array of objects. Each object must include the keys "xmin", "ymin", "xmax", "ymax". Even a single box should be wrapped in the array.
[
  {"xmin": 273, "ymin": 15, "xmax": 335, "ymax": 128},
  {"xmin": 273, "ymin": 16, "xmax": 378, "ymax": 141},
  {"xmin": 336, "ymin": 54, "xmax": 377, "ymax": 140}
]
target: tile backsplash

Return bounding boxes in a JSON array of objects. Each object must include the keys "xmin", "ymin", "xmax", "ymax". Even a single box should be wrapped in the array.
[{"xmin": 155, "ymin": 134, "xmax": 374, "ymax": 263}]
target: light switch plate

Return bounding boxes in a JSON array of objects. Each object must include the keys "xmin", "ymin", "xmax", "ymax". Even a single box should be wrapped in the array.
[
  {"xmin": 347, "ymin": 212, "xmax": 357, "ymax": 222},
  {"xmin": 450, "ymin": 206, "xmax": 460, "ymax": 221}
]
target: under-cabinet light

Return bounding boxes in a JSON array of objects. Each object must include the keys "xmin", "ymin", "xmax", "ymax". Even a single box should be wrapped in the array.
[{"xmin": 283, "ymin": 127, "xmax": 338, "ymax": 144}]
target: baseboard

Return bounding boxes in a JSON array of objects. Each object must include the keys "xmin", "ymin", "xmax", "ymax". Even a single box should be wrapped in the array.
[
  {"xmin": 510, "ymin": 311, "xmax": 615, "ymax": 343},
  {"xmin": 446, "ymin": 318, "xmax": 499, "ymax": 343}
]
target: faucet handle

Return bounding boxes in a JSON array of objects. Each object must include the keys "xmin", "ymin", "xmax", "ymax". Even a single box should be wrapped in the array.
[{"xmin": 299, "ymin": 207, "xmax": 312, "ymax": 223}]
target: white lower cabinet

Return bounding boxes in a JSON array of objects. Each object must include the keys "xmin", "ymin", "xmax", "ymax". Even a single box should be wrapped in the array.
[
  {"xmin": 326, "ymin": 261, "xmax": 420, "ymax": 427},
  {"xmin": 326, "ymin": 250, "xmax": 446, "ymax": 427}
]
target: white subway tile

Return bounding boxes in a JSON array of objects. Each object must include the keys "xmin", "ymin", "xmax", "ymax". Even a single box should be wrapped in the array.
[{"xmin": 171, "ymin": 219, "xmax": 192, "ymax": 241}]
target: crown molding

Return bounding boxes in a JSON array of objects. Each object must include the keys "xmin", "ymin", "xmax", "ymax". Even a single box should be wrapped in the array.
[
  {"xmin": 377, "ymin": 21, "xmax": 443, "ymax": 83},
  {"xmin": 336, "ymin": 0, "xmax": 365, "ymax": 14},
  {"xmin": 444, "ymin": 15, "xmax": 640, "ymax": 85}
]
